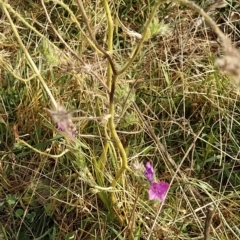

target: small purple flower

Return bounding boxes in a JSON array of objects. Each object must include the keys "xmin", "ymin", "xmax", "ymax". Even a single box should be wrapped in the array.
[
  {"xmin": 57, "ymin": 122, "xmax": 76, "ymax": 137},
  {"xmin": 144, "ymin": 162, "xmax": 154, "ymax": 183},
  {"xmin": 148, "ymin": 181, "xmax": 169, "ymax": 201},
  {"xmin": 46, "ymin": 104, "xmax": 76, "ymax": 137},
  {"xmin": 57, "ymin": 123, "xmax": 64, "ymax": 132}
]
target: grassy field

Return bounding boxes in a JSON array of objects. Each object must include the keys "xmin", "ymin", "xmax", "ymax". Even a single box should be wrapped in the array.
[{"xmin": 0, "ymin": 0, "xmax": 240, "ymax": 239}]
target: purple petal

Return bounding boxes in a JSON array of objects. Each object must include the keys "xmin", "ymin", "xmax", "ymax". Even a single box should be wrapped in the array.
[
  {"xmin": 144, "ymin": 162, "xmax": 154, "ymax": 183},
  {"xmin": 57, "ymin": 122, "xmax": 76, "ymax": 137},
  {"xmin": 57, "ymin": 123, "xmax": 65, "ymax": 131},
  {"xmin": 70, "ymin": 128, "xmax": 76, "ymax": 137},
  {"xmin": 148, "ymin": 181, "xmax": 169, "ymax": 201}
]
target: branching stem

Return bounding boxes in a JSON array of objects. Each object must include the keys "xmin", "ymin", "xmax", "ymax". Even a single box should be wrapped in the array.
[
  {"xmin": 76, "ymin": 0, "xmax": 117, "ymax": 75},
  {"xmin": 117, "ymin": 0, "xmax": 163, "ymax": 75}
]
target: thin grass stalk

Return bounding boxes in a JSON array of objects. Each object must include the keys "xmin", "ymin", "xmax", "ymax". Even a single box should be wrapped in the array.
[
  {"xmin": 1, "ymin": 1, "xmax": 53, "ymax": 46},
  {"xmin": 0, "ymin": 0, "xmax": 81, "ymax": 73},
  {"xmin": 0, "ymin": 58, "xmax": 37, "ymax": 82},
  {"xmin": 75, "ymin": 0, "xmax": 117, "ymax": 75},
  {"xmin": 41, "ymin": 0, "xmax": 85, "ymax": 65},
  {"xmin": 117, "ymin": 0, "xmax": 166, "ymax": 75},
  {"xmin": 1, "ymin": 3, "xmax": 58, "ymax": 109},
  {"xmin": 174, "ymin": 0, "xmax": 230, "ymax": 47},
  {"xmin": 45, "ymin": 0, "xmax": 101, "ymax": 55},
  {"xmin": 17, "ymin": 139, "xmax": 69, "ymax": 158}
]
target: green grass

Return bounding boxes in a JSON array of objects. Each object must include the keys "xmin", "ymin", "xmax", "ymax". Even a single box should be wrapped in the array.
[{"xmin": 0, "ymin": 0, "xmax": 240, "ymax": 239}]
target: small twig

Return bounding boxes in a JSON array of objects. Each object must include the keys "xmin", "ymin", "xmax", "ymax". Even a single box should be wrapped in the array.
[
  {"xmin": 0, "ymin": 57, "xmax": 38, "ymax": 81},
  {"xmin": 117, "ymin": 0, "xmax": 166, "ymax": 75},
  {"xmin": 49, "ymin": 0, "xmax": 102, "ymax": 55},
  {"xmin": 173, "ymin": 0, "xmax": 230, "ymax": 48},
  {"xmin": 17, "ymin": 138, "xmax": 69, "ymax": 158},
  {"xmin": 116, "ymin": 13, "xmax": 142, "ymax": 39},
  {"xmin": 88, "ymin": 71, "xmax": 110, "ymax": 93},
  {"xmin": 76, "ymin": 0, "xmax": 117, "ymax": 75},
  {"xmin": 204, "ymin": 204, "xmax": 215, "ymax": 240},
  {"xmin": 41, "ymin": 0, "xmax": 85, "ymax": 65}
]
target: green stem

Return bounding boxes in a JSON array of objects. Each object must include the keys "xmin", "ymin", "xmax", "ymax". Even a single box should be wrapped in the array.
[
  {"xmin": 99, "ymin": 126, "xmax": 110, "ymax": 171},
  {"xmin": 76, "ymin": 0, "xmax": 117, "ymax": 75},
  {"xmin": 102, "ymin": 0, "xmax": 114, "ymax": 88},
  {"xmin": 102, "ymin": 0, "xmax": 114, "ymax": 173},
  {"xmin": 101, "ymin": 0, "xmax": 129, "ymax": 187},
  {"xmin": 117, "ymin": 0, "xmax": 164, "ymax": 75},
  {"xmin": 1, "ymin": 3, "xmax": 57, "ymax": 109},
  {"xmin": 109, "ymin": 75, "xmax": 130, "ymax": 187}
]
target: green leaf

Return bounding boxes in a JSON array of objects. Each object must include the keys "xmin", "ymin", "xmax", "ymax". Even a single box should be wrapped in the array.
[
  {"xmin": 15, "ymin": 208, "xmax": 24, "ymax": 218},
  {"xmin": 6, "ymin": 195, "xmax": 17, "ymax": 206}
]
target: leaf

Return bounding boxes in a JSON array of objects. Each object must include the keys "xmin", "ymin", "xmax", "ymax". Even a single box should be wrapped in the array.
[
  {"xmin": 15, "ymin": 208, "xmax": 24, "ymax": 218},
  {"xmin": 6, "ymin": 195, "xmax": 17, "ymax": 206}
]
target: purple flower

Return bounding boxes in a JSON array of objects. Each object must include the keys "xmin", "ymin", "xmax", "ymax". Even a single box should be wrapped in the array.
[
  {"xmin": 144, "ymin": 162, "xmax": 154, "ymax": 183},
  {"xmin": 46, "ymin": 104, "xmax": 76, "ymax": 137},
  {"xmin": 148, "ymin": 181, "xmax": 169, "ymax": 201},
  {"xmin": 144, "ymin": 162, "xmax": 170, "ymax": 201},
  {"xmin": 57, "ymin": 122, "xmax": 76, "ymax": 137},
  {"xmin": 57, "ymin": 123, "xmax": 64, "ymax": 132}
]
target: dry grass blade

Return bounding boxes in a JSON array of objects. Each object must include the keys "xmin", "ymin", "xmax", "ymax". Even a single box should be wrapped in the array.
[{"xmin": 0, "ymin": 0, "xmax": 240, "ymax": 239}]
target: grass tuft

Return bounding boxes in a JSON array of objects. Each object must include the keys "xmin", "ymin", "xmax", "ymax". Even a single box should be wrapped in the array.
[{"xmin": 0, "ymin": 0, "xmax": 240, "ymax": 239}]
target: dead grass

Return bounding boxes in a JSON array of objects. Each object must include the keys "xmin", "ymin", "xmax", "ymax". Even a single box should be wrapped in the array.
[{"xmin": 0, "ymin": 0, "xmax": 240, "ymax": 239}]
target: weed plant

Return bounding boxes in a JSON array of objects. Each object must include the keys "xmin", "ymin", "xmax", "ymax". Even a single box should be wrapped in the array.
[{"xmin": 0, "ymin": 0, "xmax": 240, "ymax": 239}]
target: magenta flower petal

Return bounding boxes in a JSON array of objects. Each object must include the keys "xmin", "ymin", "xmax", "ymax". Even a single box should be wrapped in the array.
[
  {"xmin": 144, "ymin": 162, "xmax": 154, "ymax": 183},
  {"xmin": 57, "ymin": 122, "xmax": 76, "ymax": 137},
  {"xmin": 148, "ymin": 181, "xmax": 169, "ymax": 201},
  {"xmin": 57, "ymin": 123, "xmax": 65, "ymax": 131},
  {"xmin": 46, "ymin": 104, "xmax": 76, "ymax": 137}
]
